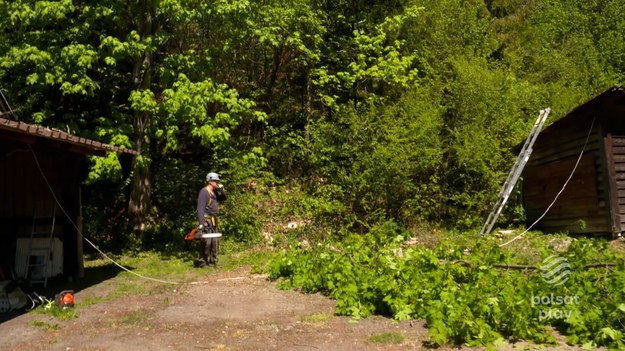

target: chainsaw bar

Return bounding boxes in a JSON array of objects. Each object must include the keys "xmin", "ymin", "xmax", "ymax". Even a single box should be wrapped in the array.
[
  {"xmin": 184, "ymin": 228, "xmax": 223, "ymax": 241},
  {"xmin": 196, "ymin": 233, "xmax": 222, "ymax": 238}
]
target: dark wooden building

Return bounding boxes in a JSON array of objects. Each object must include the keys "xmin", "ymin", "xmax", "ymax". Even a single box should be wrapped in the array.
[
  {"xmin": 522, "ymin": 86, "xmax": 625, "ymax": 238},
  {"xmin": 0, "ymin": 117, "xmax": 137, "ymax": 284}
]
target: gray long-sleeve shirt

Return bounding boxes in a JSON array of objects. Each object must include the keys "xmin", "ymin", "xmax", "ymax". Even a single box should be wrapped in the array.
[{"xmin": 196, "ymin": 186, "xmax": 227, "ymax": 226}]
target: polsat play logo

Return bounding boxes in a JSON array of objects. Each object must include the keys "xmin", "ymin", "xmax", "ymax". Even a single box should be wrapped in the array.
[{"xmin": 540, "ymin": 255, "xmax": 571, "ymax": 286}]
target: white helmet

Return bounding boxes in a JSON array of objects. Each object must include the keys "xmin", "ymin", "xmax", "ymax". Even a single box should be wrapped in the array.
[{"xmin": 206, "ymin": 172, "xmax": 220, "ymax": 182}]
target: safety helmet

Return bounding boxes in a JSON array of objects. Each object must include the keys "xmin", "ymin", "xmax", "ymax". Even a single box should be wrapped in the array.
[{"xmin": 206, "ymin": 172, "xmax": 220, "ymax": 182}]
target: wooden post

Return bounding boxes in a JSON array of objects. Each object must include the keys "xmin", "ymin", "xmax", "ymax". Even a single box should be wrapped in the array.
[
  {"xmin": 77, "ymin": 185, "xmax": 84, "ymax": 278},
  {"xmin": 603, "ymin": 133, "xmax": 622, "ymax": 238}
]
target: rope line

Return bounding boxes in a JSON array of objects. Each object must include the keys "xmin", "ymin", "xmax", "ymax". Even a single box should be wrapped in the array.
[
  {"xmin": 27, "ymin": 144, "xmax": 179, "ymax": 285},
  {"xmin": 499, "ymin": 115, "xmax": 597, "ymax": 247}
]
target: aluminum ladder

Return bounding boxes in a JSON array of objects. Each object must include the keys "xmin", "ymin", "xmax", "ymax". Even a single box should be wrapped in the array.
[
  {"xmin": 479, "ymin": 108, "xmax": 551, "ymax": 236},
  {"xmin": 25, "ymin": 206, "xmax": 56, "ymax": 287}
]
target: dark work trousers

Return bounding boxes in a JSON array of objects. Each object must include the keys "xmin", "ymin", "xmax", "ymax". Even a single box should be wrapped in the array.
[
  {"xmin": 197, "ymin": 213, "xmax": 220, "ymax": 266},
  {"xmin": 198, "ymin": 228, "xmax": 220, "ymax": 266},
  {"xmin": 202, "ymin": 238, "xmax": 221, "ymax": 264}
]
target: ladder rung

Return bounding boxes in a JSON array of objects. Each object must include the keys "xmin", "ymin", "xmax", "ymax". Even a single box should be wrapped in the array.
[
  {"xmin": 480, "ymin": 108, "xmax": 550, "ymax": 236},
  {"xmin": 28, "ymin": 207, "xmax": 56, "ymax": 288}
]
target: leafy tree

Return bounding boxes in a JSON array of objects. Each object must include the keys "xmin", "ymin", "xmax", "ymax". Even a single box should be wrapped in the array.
[
  {"xmin": 0, "ymin": 0, "xmax": 266, "ymax": 234},
  {"xmin": 2, "ymin": 0, "xmax": 624, "ymax": 243}
]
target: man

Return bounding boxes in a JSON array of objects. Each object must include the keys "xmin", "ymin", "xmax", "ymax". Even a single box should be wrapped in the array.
[{"xmin": 196, "ymin": 172, "xmax": 227, "ymax": 267}]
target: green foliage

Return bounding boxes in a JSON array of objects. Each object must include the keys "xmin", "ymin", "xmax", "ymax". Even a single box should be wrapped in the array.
[
  {"xmin": 159, "ymin": 73, "xmax": 265, "ymax": 151},
  {"xmin": 219, "ymin": 187, "xmax": 264, "ymax": 244},
  {"xmin": 269, "ymin": 231, "xmax": 625, "ymax": 348},
  {"xmin": 1, "ymin": 4, "xmax": 624, "ymax": 349},
  {"xmin": 2, "ymin": 0, "xmax": 625, "ymax": 252},
  {"xmin": 322, "ymin": 5, "xmax": 422, "ymax": 98},
  {"xmin": 86, "ymin": 153, "xmax": 124, "ymax": 184},
  {"xmin": 82, "ymin": 178, "xmax": 135, "ymax": 253}
]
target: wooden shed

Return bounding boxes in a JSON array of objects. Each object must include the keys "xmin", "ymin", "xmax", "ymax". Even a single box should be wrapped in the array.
[
  {"xmin": 522, "ymin": 86, "xmax": 625, "ymax": 238},
  {"xmin": 0, "ymin": 116, "xmax": 137, "ymax": 285}
]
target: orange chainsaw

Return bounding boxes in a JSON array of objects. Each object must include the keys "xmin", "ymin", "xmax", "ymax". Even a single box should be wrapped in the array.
[{"xmin": 184, "ymin": 227, "xmax": 222, "ymax": 241}]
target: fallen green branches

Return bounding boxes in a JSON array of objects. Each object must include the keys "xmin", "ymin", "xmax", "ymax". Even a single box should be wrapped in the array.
[{"xmin": 268, "ymin": 232, "xmax": 625, "ymax": 348}]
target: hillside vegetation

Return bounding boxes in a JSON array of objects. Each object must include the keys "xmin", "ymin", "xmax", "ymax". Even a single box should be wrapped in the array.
[{"xmin": 1, "ymin": 0, "xmax": 625, "ymax": 347}]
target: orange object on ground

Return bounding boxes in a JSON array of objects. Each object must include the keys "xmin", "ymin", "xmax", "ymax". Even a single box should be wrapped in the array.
[{"xmin": 55, "ymin": 290, "xmax": 74, "ymax": 308}]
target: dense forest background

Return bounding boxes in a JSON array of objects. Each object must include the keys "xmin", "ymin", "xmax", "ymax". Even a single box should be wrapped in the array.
[{"xmin": 1, "ymin": 0, "xmax": 624, "ymax": 250}]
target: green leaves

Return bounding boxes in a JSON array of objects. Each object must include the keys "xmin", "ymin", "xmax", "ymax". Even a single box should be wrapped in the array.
[
  {"xmin": 269, "ymin": 232, "xmax": 625, "ymax": 348},
  {"xmin": 129, "ymin": 89, "xmax": 157, "ymax": 114},
  {"xmin": 157, "ymin": 73, "xmax": 265, "ymax": 151},
  {"xmin": 346, "ymin": 6, "xmax": 421, "ymax": 89},
  {"xmin": 100, "ymin": 31, "xmax": 154, "ymax": 60},
  {"xmin": 4, "ymin": 0, "xmax": 75, "ymax": 27},
  {"xmin": 313, "ymin": 4, "xmax": 421, "ymax": 106},
  {"xmin": 87, "ymin": 152, "xmax": 124, "ymax": 184}
]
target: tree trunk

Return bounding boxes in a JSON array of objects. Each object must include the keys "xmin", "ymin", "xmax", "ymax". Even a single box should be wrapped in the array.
[
  {"xmin": 128, "ymin": 0, "xmax": 155, "ymax": 232},
  {"xmin": 128, "ymin": 111, "xmax": 151, "ymax": 231}
]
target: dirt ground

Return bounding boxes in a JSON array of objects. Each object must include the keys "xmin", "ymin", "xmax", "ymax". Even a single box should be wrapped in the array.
[{"xmin": 0, "ymin": 265, "xmax": 599, "ymax": 351}]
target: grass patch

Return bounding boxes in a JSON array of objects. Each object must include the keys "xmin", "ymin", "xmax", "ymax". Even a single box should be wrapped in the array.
[
  {"xmin": 368, "ymin": 332, "xmax": 405, "ymax": 344},
  {"xmin": 119, "ymin": 310, "xmax": 149, "ymax": 325},
  {"xmin": 301, "ymin": 312, "xmax": 332, "ymax": 324},
  {"xmin": 221, "ymin": 245, "xmax": 278, "ymax": 272},
  {"xmin": 83, "ymin": 250, "xmax": 208, "ymax": 296},
  {"xmin": 31, "ymin": 320, "xmax": 61, "ymax": 331},
  {"xmin": 105, "ymin": 310, "xmax": 150, "ymax": 328},
  {"xmin": 79, "ymin": 295, "xmax": 106, "ymax": 307},
  {"xmin": 85, "ymin": 242, "xmax": 277, "ymax": 280},
  {"xmin": 78, "ymin": 244, "xmax": 278, "ymax": 309},
  {"xmin": 32, "ymin": 305, "xmax": 79, "ymax": 321}
]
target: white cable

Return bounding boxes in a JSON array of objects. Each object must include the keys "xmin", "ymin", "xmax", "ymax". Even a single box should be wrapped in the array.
[
  {"xmin": 499, "ymin": 115, "xmax": 597, "ymax": 247},
  {"xmin": 27, "ymin": 144, "xmax": 179, "ymax": 285}
]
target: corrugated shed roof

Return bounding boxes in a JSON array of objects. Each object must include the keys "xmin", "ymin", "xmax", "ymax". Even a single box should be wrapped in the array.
[{"xmin": 0, "ymin": 117, "xmax": 139, "ymax": 156}]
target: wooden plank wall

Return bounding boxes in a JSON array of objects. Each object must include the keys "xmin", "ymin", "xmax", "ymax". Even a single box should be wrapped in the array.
[
  {"xmin": 528, "ymin": 118, "xmax": 601, "ymax": 166},
  {"xmin": 524, "ymin": 153, "xmax": 607, "ymax": 232},
  {"xmin": 0, "ymin": 147, "xmax": 61, "ymax": 233},
  {"xmin": 611, "ymin": 136, "xmax": 625, "ymax": 233},
  {"xmin": 0, "ymin": 145, "xmax": 85, "ymax": 278},
  {"xmin": 523, "ymin": 119, "xmax": 609, "ymax": 233}
]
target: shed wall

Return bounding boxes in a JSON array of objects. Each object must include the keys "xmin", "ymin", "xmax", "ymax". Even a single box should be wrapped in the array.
[
  {"xmin": 0, "ymin": 144, "xmax": 83, "ymax": 279},
  {"xmin": 607, "ymin": 135, "xmax": 625, "ymax": 233},
  {"xmin": 523, "ymin": 121, "xmax": 610, "ymax": 233}
]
